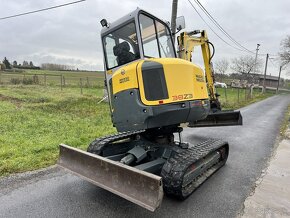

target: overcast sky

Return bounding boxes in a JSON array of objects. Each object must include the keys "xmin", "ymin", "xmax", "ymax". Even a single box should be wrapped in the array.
[{"xmin": 1, "ymin": 0, "xmax": 289, "ymax": 77}]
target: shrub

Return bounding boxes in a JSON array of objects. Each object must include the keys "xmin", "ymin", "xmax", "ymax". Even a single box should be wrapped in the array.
[
  {"xmin": 10, "ymin": 78, "xmax": 22, "ymax": 84},
  {"xmin": 23, "ymin": 78, "xmax": 34, "ymax": 85}
]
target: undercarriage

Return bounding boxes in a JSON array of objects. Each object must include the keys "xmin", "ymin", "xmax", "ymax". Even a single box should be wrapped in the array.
[{"xmin": 58, "ymin": 126, "xmax": 229, "ymax": 211}]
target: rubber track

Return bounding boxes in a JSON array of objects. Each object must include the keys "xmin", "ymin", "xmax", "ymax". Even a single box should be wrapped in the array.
[
  {"xmin": 161, "ymin": 138, "xmax": 228, "ymax": 198},
  {"xmin": 87, "ymin": 130, "xmax": 145, "ymax": 154}
]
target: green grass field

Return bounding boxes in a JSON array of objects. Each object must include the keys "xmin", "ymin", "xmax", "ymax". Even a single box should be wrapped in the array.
[
  {"xmin": 0, "ymin": 85, "xmax": 115, "ymax": 176},
  {"xmin": 0, "ymin": 81, "xmax": 276, "ymax": 177},
  {"xmin": 216, "ymin": 87, "xmax": 275, "ymax": 109}
]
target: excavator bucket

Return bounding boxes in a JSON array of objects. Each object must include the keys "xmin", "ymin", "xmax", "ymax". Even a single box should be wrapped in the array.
[
  {"xmin": 188, "ymin": 110, "xmax": 242, "ymax": 127},
  {"xmin": 57, "ymin": 144, "xmax": 163, "ymax": 212}
]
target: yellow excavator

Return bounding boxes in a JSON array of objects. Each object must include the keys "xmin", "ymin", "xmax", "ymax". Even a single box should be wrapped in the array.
[{"xmin": 58, "ymin": 9, "xmax": 242, "ymax": 211}]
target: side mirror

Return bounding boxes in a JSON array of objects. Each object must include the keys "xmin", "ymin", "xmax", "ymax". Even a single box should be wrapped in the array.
[{"xmin": 176, "ymin": 16, "xmax": 185, "ymax": 31}]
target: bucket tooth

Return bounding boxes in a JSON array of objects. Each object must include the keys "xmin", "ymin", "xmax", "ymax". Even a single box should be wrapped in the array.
[{"xmin": 57, "ymin": 144, "xmax": 163, "ymax": 212}]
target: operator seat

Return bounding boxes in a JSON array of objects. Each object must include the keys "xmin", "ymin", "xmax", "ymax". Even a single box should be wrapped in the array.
[{"xmin": 113, "ymin": 41, "xmax": 136, "ymax": 65}]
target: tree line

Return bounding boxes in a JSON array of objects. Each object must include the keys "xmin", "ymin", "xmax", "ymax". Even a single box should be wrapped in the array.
[
  {"xmin": 41, "ymin": 63, "xmax": 75, "ymax": 71},
  {"xmin": 1, "ymin": 35, "xmax": 289, "ymax": 74},
  {"xmin": 0, "ymin": 57, "xmax": 75, "ymax": 71},
  {"xmin": 214, "ymin": 35, "xmax": 290, "ymax": 77},
  {"xmin": 214, "ymin": 55, "xmax": 262, "ymax": 76},
  {"xmin": 1, "ymin": 57, "xmax": 39, "ymax": 70}
]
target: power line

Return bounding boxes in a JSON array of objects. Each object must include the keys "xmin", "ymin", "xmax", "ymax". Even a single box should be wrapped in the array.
[
  {"xmin": 260, "ymin": 53, "xmax": 279, "ymax": 57},
  {"xmin": 193, "ymin": 0, "xmax": 255, "ymax": 54},
  {"xmin": 187, "ymin": 0, "xmax": 246, "ymax": 52},
  {"xmin": 269, "ymin": 57, "xmax": 279, "ymax": 68},
  {"xmin": 0, "ymin": 0, "xmax": 86, "ymax": 21},
  {"xmin": 187, "ymin": 0, "xmax": 280, "ymax": 57}
]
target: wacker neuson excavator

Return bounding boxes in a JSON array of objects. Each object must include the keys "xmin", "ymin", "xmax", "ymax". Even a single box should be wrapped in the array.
[{"xmin": 58, "ymin": 9, "xmax": 242, "ymax": 211}]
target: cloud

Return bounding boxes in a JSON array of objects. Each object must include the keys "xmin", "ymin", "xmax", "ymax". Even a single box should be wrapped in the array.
[{"xmin": 0, "ymin": 0, "xmax": 289, "ymax": 76}]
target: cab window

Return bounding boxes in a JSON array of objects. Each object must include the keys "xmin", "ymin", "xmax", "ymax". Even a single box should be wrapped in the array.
[
  {"xmin": 103, "ymin": 22, "xmax": 140, "ymax": 69},
  {"xmin": 139, "ymin": 13, "xmax": 175, "ymax": 58}
]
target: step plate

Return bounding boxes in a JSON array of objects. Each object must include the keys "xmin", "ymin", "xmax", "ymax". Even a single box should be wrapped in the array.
[{"xmin": 57, "ymin": 144, "xmax": 163, "ymax": 212}]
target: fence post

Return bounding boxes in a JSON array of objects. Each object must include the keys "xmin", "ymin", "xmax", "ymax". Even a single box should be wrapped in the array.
[
  {"xmin": 22, "ymin": 74, "xmax": 26, "ymax": 84},
  {"xmin": 86, "ymin": 77, "xmax": 89, "ymax": 87},
  {"xmin": 33, "ymin": 74, "xmax": 38, "ymax": 84},
  {"xmin": 80, "ymin": 78, "xmax": 83, "ymax": 94},
  {"xmin": 244, "ymin": 88, "xmax": 247, "ymax": 101},
  {"xmin": 237, "ymin": 87, "xmax": 240, "ymax": 103},
  {"xmin": 224, "ymin": 88, "xmax": 227, "ymax": 102},
  {"xmin": 44, "ymin": 73, "xmax": 46, "ymax": 87},
  {"xmin": 60, "ymin": 75, "xmax": 63, "ymax": 91},
  {"xmin": 250, "ymin": 85, "xmax": 254, "ymax": 99}
]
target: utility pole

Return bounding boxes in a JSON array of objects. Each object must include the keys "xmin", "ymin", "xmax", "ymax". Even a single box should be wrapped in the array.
[
  {"xmin": 254, "ymin": 43, "xmax": 260, "ymax": 74},
  {"xmin": 276, "ymin": 65, "xmax": 282, "ymax": 94},
  {"xmin": 262, "ymin": 53, "xmax": 269, "ymax": 93},
  {"xmin": 171, "ymin": 0, "xmax": 178, "ymax": 44}
]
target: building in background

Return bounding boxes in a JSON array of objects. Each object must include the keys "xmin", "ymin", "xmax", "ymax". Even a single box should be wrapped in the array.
[{"xmin": 258, "ymin": 75, "xmax": 281, "ymax": 88}]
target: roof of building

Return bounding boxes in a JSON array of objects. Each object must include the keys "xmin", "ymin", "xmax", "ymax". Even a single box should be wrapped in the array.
[{"xmin": 259, "ymin": 75, "xmax": 279, "ymax": 81}]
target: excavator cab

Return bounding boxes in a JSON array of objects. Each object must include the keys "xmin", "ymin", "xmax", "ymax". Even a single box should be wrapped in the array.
[{"xmin": 101, "ymin": 10, "xmax": 175, "ymax": 71}]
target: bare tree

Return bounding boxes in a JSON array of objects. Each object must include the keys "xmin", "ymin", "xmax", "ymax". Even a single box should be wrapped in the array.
[
  {"xmin": 215, "ymin": 59, "xmax": 229, "ymax": 82},
  {"xmin": 231, "ymin": 55, "xmax": 261, "ymax": 74},
  {"xmin": 41, "ymin": 63, "xmax": 75, "ymax": 71},
  {"xmin": 23, "ymin": 60, "xmax": 29, "ymax": 67},
  {"xmin": 215, "ymin": 59, "xmax": 229, "ymax": 74},
  {"xmin": 3, "ymin": 57, "xmax": 11, "ymax": 69},
  {"xmin": 279, "ymin": 35, "xmax": 290, "ymax": 67}
]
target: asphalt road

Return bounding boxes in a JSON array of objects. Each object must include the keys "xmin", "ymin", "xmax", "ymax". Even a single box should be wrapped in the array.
[{"xmin": 1, "ymin": 95, "xmax": 289, "ymax": 218}]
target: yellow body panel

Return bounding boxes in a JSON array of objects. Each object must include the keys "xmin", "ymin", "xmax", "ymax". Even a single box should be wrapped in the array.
[
  {"xmin": 111, "ymin": 61, "xmax": 140, "ymax": 94},
  {"xmin": 137, "ymin": 58, "xmax": 208, "ymax": 106},
  {"xmin": 111, "ymin": 58, "xmax": 209, "ymax": 106}
]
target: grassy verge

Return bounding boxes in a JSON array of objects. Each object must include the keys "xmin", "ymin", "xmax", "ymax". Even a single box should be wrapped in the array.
[
  {"xmin": 216, "ymin": 87, "xmax": 275, "ymax": 110},
  {"xmin": 0, "ymin": 85, "xmax": 276, "ymax": 177},
  {"xmin": 280, "ymin": 104, "xmax": 290, "ymax": 138},
  {"xmin": 0, "ymin": 85, "xmax": 114, "ymax": 177}
]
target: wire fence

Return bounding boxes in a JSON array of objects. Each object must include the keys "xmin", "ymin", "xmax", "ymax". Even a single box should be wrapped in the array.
[
  {"xmin": 215, "ymin": 86, "xmax": 280, "ymax": 110},
  {"xmin": 220, "ymin": 87, "xmax": 254, "ymax": 103},
  {"xmin": 0, "ymin": 72, "xmax": 282, "ymax": 102},
  {"xmin": 0, "ymin": 72, "xmax": 104, "ymax": 93}
]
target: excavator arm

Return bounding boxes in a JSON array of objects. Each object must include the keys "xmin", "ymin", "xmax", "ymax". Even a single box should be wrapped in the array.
[
  {"xmin": 178, "ymin": 30, "xmax": 217, "ymax": 104},
  {"xmin": 178, "ymin": 30, "xmax": 242, "ymax": 126}
]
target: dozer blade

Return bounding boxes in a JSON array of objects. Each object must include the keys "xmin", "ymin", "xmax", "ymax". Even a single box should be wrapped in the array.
[
  {"xmin": 57, "ymin": 144, "xmax": 163, "ymax": 212},
  {"xmin": 188, "ymin": 110, "xmax": 242, "ymax": 127}
]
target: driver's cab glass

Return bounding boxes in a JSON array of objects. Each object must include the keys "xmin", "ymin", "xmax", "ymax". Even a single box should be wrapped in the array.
[
  {"xmin": 139, "ymin": 13, "xmax": 175, "ymax": 58},
  {"xmin": 103, "ymin": 22, "xmax": 140, "ymax": 69},
  {"xmin": 156, "ymin": 20, "xmax": 175, "ymax": 58}
]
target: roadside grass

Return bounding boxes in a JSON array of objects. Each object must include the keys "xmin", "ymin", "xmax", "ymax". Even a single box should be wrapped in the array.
[
  {"xmin": 280, "ymin": 104, "xmax": 290, "ymax": 138},
  {"xmin": 0, "ymin": 84, "xmax": 277, "ymax": 177},
  {"xmin": 0, "ymin": 85, "xmax": 115, "ymax": 177},
  {"xmin": 216, "ymin": 87, "xmax": 275, "ymax": 110}
]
